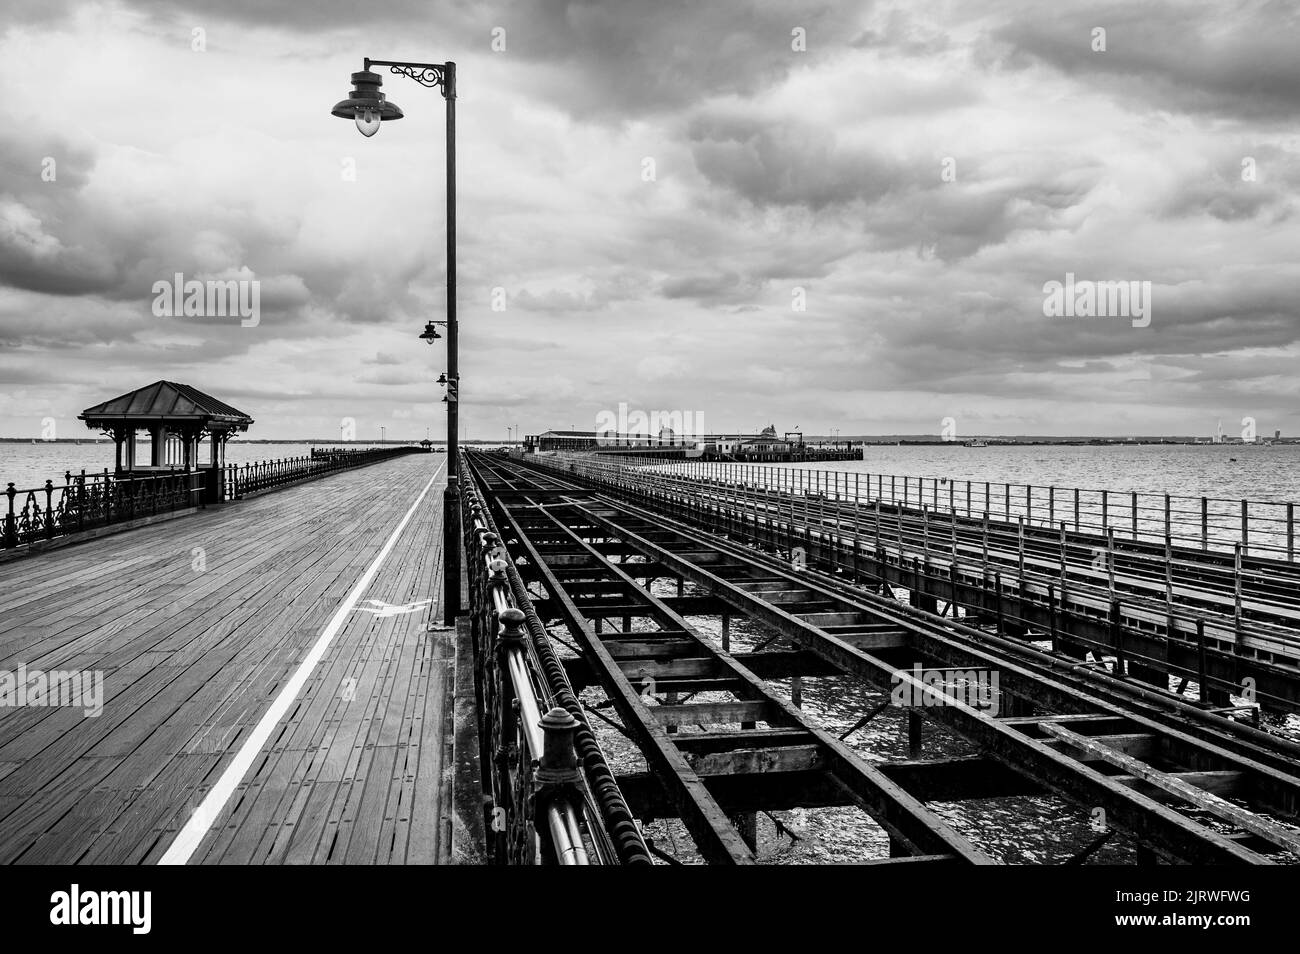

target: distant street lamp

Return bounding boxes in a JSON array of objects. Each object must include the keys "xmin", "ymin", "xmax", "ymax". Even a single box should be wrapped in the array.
[{"xmin": 332, "ymin": 57, "xmax": 461, "ymax": 624}]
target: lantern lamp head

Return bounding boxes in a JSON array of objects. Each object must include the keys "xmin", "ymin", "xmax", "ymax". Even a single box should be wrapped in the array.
[{"xmin": 331, "ymin": 70, "xmax": 404, "ymax": 137}]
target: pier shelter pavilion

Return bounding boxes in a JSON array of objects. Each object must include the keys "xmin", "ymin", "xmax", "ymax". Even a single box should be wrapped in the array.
[{"xmin": 79, "ymin": 380, "xmax": 254, "ymax": 503}]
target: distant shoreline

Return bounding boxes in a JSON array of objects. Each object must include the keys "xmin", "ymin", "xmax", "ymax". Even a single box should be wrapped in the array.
[
  {"xmin": 847, "ymin": 438, "xmax": 1295, "ymax": 446},
  {"xmin": 0, "ymin": 438, "xmax": 512, "ymax": 445},
  {"xmin": 1, "ymin": 437, "xmax": 1289, "ymax": 446}
]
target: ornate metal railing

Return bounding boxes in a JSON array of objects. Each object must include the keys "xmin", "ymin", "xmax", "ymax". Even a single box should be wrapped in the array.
[
  {"xmin": 309, "ymin": 445, "xmax": 433, "ymax": 460},
  {"xmin": 3, "ymin": 469, "xmax": 202, "ymax": 551},
  {"xmin": 225, "ymin": 446, "xmax": 423, "ymax": 498},
  {"xmin": 2, "ymin": 447, "xmax": 429, "ymax": 552},
  {"xmin": 462, "ymin": 455, "xmax": 652, "ymax": 866}
]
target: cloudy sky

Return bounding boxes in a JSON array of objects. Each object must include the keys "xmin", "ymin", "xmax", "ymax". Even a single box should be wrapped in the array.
[{"xmin": 1, "ymin": 0, "xmax": 1297, "ymax": 440}]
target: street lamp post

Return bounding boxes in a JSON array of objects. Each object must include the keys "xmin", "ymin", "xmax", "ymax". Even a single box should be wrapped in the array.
[{"xmin": 332, "ymin": 57, "xmax": 460, "ymax": 625}]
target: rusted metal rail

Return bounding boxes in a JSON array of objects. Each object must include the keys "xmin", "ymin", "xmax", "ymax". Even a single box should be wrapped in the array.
[
  {"xmin": 466, "ymin": 452, "xmax": 1300, "ymax": 865},
  {"xmin": 532, "ymin": 452, "xmax": 1300, "ymax": 714},
  {"xmin": 467, "ymin": 454, "xmax": 991, "ymax": 865},
  {"xmin": 461, "ymin": 464, "xmax": 652, "ymax": 865}
]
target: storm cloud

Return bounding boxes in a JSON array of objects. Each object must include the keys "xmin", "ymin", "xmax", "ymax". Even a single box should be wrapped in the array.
[{"xmin": 1, "ymin": 0, "xmax": 1297, "ymax": 440}]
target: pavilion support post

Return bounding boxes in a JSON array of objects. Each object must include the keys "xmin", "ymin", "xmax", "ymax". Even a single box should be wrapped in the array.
[{"xmin": 216, "ymin": 432, "xmax": 230, "ymax": 504}]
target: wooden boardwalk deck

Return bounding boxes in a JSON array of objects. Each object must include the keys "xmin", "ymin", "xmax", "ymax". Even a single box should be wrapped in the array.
[{"xmin": 0, "ymin": 454, "xmax": 456, "ymax": 864}]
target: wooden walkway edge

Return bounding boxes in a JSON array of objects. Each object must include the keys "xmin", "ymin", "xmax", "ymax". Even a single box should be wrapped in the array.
[{"xmin": 0, "ymin": 455, "xmax": 474, "ymax": 865}]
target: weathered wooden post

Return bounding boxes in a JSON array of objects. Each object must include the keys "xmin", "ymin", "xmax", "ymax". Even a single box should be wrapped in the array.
[
  {"xmin": 1241, "ymin": 499, "xmax": 1249, "ymax": 556},
  {"xmin": 1165, "ymin": 533, "xmax": 1174, "ymax": 611},
  {"xmin": 1289, "ymin": 502, "xmax": 1295, "ymax": 562},
  {"xmin": 1234, "ymin": 543, "xmax": 1243, "ymax": 647},
  {"xmin": 1017, "ymin": 515, "xmax": 1025, "ymax": 578},
  {"xmin": 1107, "ymin": 528, "xmax": 1116, "ymax": 600},
  {"xmin": 1111, "ymin": 599, "xmax": 1125, "ymax": 677},
  {"xmin": 1047, "ymin": 582, "xmax": 1058, "ymax": 653}
]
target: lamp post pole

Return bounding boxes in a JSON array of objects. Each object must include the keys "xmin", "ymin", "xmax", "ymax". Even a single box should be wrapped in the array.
[
  {"xmin": 331, "ymin": 57, "xmax": 460, "ymax": 625},
  {"xmin": 441, "ymin": 62, "xmax": 460, "ymax": 626}
]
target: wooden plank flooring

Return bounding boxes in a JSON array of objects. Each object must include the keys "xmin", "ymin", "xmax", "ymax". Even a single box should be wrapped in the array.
[{"xmin": 0, "ymin": 454, "xmax": 454, "ymax": 864}]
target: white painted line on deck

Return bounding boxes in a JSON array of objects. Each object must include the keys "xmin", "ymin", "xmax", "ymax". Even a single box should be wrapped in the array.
[{"xmin": 158, "ymin": 459, "xmax": 446, "ymax": 865}]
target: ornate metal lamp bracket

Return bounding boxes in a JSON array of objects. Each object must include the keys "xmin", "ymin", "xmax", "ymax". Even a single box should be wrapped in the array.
[{"xmin": 365, "ymin": 59, "xmax": 453, "ymax": 96}]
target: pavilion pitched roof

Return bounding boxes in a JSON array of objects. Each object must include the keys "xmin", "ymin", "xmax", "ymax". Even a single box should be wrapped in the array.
[{"xmin": 79, "ymin": 381, "xmax": 254, "ymax": 431}]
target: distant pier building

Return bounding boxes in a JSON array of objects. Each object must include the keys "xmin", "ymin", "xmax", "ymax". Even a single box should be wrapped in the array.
[{"xmin": 524, "ymin": 423, "xmax": 860, "ymax": 462}]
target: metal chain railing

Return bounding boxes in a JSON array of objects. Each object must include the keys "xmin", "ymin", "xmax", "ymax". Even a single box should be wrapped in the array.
[{"xmin": 461, "ymin": 457, "xmax": 652, "ymax": 866}]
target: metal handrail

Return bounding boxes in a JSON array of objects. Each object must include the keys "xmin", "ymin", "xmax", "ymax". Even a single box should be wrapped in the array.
[
  {"xmin": 224, "ymin": 446, "xmax": 423, "ymax": 499},
  {"xmin": 2, "ymin": 447, "xmax": 429, "ymax": 551},
  {"xmin": 526, "ymin": 451, "xmax": 1298, "ymax": 712},
  {"xmin": 480, "ymin": 546, "xmax": 590, "ymax": 866},
  {"xmin": 461, "ymin": 457, "xmax": 652, "ymax": 865},
  {"xmin": 3, "ymin": 468, "xmax": 202, "ymax": 550},
  {"xmin": 532, "ymin": 451, "xmax": 1298, "ymax": 561},
  {"xmin": 646, "ymin": 459, "xmax": 1298, "ymax": 562}
]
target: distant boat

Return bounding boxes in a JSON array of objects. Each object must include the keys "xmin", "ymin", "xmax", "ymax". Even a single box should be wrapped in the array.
[{"xmin": 964, "ymin": 439, "xmax": 988, "ymax": 447}]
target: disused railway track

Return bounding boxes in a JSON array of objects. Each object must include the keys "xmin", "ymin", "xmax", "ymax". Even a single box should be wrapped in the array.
[
  {"xmin": 467, "ymin": 457, "xmax": 991, "ymax": 865},
  {"xmin": 538, "ymin": 455, "xmax": 1300, "ymax": 713},
  {"xmin": 465, "ymin": 452, "xmax": 1300, "ymax": 865}
]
